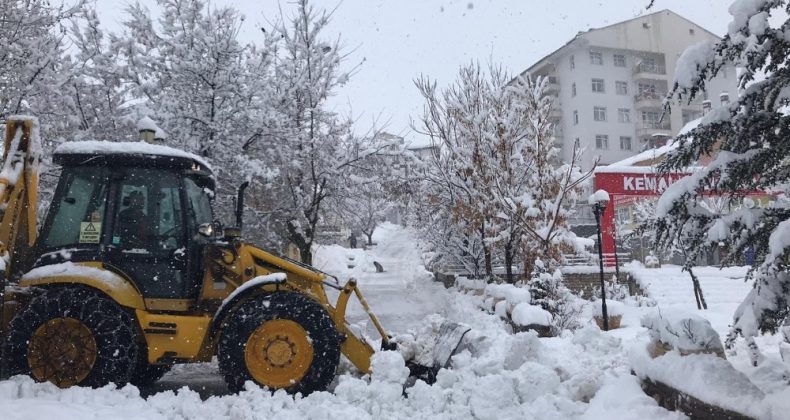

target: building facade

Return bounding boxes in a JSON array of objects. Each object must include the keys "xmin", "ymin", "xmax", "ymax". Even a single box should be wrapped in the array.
[{"xmin": 520, "ymin": 9, "xmax": 738, "ymax": 171}]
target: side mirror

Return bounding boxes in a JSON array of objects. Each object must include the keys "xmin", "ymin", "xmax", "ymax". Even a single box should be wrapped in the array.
[{"xmin": 197, "ymin": 223, "xmax": 214, "ymax": 237}]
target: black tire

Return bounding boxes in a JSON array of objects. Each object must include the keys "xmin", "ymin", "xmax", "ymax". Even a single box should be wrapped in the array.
[
  {"xmin": 6, "ymin": 286, "xmax": 138, "ymax": 387},
  {"xmin": 217, "ymin": 291, "xmax": 341, "ymax": 394}
]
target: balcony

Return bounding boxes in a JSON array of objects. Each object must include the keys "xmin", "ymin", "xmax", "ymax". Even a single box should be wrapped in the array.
[
  {"xmin": 633, "ymin": 62, "xmax": 667, "ymax": 79},
  {"xmin": 545, "ymin": 75, "xmax": 560, "ymax": 94},
  {"xmin": 636, "ymin": 121, "xmax": 671, "ymax": 138},
  {"xmin": 634, "ymin": 91, "xmax": 668, "ymax": 109},
  {"xmin": 548, "ymin": 97, "xmax": 562, "ymax": 121}
]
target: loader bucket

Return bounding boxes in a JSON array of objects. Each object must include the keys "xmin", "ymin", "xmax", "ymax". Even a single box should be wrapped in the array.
[
  {"xmin": 432, "ymin": 322, "xmax": 471, "ymax": 369},
  {"xmin": 405, "ymin": 321, "xmax": 471, "ymax": 384}
]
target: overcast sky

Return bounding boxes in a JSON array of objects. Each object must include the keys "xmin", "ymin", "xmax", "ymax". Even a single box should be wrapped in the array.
[{"xmin": 95, "ymin": 0, "xmax": 736, "ymax": 144}]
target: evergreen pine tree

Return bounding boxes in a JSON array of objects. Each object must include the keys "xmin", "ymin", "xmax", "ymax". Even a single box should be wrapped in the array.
[{"xmin": 652, "ymin": 0, "xmax": 790, "ymax": 347}]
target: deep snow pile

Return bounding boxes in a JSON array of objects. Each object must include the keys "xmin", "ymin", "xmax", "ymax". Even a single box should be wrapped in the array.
[
  {"xmin": 627, "ymin": 263, "xmax": 790, "ymax": 418},
  {"xmin": 0, "ymin": 299, "xmax": 680, "ymax": 420},
  {"xmin": 0, "ymin": 224, "xmax": 682, "ymax": 419}
]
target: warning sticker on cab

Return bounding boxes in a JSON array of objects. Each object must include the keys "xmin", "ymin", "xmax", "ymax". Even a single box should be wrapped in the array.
[{"xmin": 79, "ymin": 222, "xmax": 101, "ymax": 243}]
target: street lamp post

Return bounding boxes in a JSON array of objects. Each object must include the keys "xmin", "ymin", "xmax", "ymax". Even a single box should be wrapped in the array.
[{"xmin": 589, "ymin": 190, "xmax": 610, "ymax": 331}]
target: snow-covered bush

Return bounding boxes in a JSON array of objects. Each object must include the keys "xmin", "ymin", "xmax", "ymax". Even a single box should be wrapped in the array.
[
  {"xmin": 591, "ymin": 274, "xmax": 630, "ymax": 302},
  {"xmin": 641, "ymin": 310, "xmax": 724, "ymax": 356},
  {"xmin": 511, "ymin": 303, "xmax": 552, "ymax": 327},
  {"xmin": 644, "ymin": 253, "xmax": 660, "ymax": 268},
  {"xmin": 456, "ymin": 276, "xmax": 486, "ymax": 294},
  {"xmin": 528, "ymin": 269, "xmax": 583, "ymax": 334}
]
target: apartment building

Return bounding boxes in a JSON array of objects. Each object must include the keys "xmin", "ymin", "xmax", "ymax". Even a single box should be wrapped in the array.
[{"xmin": 520, "ymin": 9, "xmax": 738, "ymax": 171}]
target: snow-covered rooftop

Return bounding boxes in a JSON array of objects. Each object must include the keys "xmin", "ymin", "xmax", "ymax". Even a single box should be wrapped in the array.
[
  {"xmin": 594, "ymin": 118, "xmax": 702, "ymax": 173},
  {"xmin": 54, "ymin": 140, "xmax": 212, "ymax": 170},
  {"xmin": 136, "ymin": 116, "xmax": 157, "ymax": 132}
]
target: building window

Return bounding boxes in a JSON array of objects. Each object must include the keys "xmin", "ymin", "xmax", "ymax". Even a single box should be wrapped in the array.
[
  {"xmin": 616, "ymin": 207, "xmax": 631, "ymax": 224},
  {"xmin": 592, "ymin": 78, "xmax": 605, "ymax": 93},
  {"xmin": 689, "ymin": 28, "xmax": 695, "ymax": 35},
  {"xmin": 720, "ymin": 92, "xmax": 730, "ymax": 105},
  {"xmin": 572, "ymin": 82, "xmax": 577, "ymax": 97},
  {"xmin": 641, "ymin": 111, "xmax": 662, "ymax": 124},
  {"xmin": 616, "ymin": 81, "xmax": 628, "ymax": 95},
  {"xmin": 641, "ymin": 57, "xmax": 658, "ymax": 72},
  {"xmin": 614, "ymin": 54, "xmax": 626, "ymax": 67},
  {"xmin": 620, "ymin": 136, "xmax": 632, "ymax": 150},
  {"xmin": 618, "ymin": 108, "xmax": 631, "ymax": 123},
  {"xmin": 590, "ymin": 51, "xmax": 603, "ymax": 65},
  {"xmin": 570, "ymin": 55, "xmax": 575, "ymax": 70},
  {"xmin": 594, "ymin": 106, "xmax": 607, "ymax": 121},
  {"xmin": 595, "ymin": 134, "xmax": 609, "ymax": 149},
  {"xmin": 573, "ymin": 110, "xmax": 579, "ymax": 125}
]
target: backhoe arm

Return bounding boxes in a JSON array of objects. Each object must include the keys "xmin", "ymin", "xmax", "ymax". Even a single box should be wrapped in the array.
[{"xmin": 0, "ymin": 116, "xmax": 41, "ymax": 275}]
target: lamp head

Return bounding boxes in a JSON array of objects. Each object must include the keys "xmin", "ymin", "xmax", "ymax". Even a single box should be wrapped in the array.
[{"xmin": 588, "ymin": 189, "xmax": 610, "ymax": 208}]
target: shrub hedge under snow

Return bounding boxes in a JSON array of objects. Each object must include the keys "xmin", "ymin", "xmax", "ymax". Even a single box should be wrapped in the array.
[
  {"xmin": 640, "ymin": 310, "xmax": 724, "ymax": 354},
  {"xmin": 511, "ymin": 303, "xmax": 552, "ymax": 327}
]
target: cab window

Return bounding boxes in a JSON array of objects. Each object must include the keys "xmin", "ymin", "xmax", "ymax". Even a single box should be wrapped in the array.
[
  {"xmin": 112, "ymin": 169, "xmax": 184, "ymax": 251},
  {"xmin": 184, "ymin": 177, "xmax": 213, "ymax": 235},
  {"xmin": 41, "ymin": 166, "xmax": 109, "ymax": 248}
]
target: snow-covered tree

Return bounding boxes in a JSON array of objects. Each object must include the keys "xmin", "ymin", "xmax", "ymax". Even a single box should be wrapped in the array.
[
  {"xmin": 245, "ymin": 0, "xmax": 391, "ymax": 264},
  {"xmin": 413, "ymin": 62, "xmax": 591, "ymax": 283},
  {"xmin": 110, "ymin": 0, "xmax": 272, "ymax": 229},
  {"xmin": 66, "ymin": 7, "xmax": 136, "ymax": 142},
  {"xmin": 490, "ymin": 74, "xmax": 591, "ymax": 279},
  {"xmin": 116, "ymin": 0, "xmax": 256, "ymax": 157},
  {"xmin": 0, "ymin": 0, "xmax": 86, "ymax": 138},
  {"xmin": 338, "ymin": 140, "xmax": 406, "ymax": 246},
  {"xmin": 413, "ymin": 63, "xmax": 497, "ymax": 279},
  {"xmin": 651, "ymin": 0, "xmax": 790, "ymax": 351}
]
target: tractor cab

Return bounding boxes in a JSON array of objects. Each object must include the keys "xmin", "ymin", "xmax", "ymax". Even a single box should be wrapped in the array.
[{"xmin": 35, "ymin": 142, "xmax": 216, "ymax": 304}]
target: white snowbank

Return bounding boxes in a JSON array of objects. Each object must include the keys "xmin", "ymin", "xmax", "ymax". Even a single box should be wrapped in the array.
[
  {"xmin": 370, "ymin": 351, "xmax": 409, "ymax": 385},
  {"xmin": 511, "ymin": 303, "xmax": 552, "ymax": 326},
  {"xmin": 456, "ymin": 276, "xmax": 485, "ymax": 291},
  {"xmin": 630, "ymin": 344, "xmax": 766, "ymax": 418},
  {"xmin": 641, "ymin": 309, "xmax": 724, "ymax": 354},
  {"xmin": 503, "ymin": 287, "xmax": 531, "ymax": 308},
  {"xmin": 592, "ymin": 300, "xmax": 625, "ymax": 317},
  {"xmin": 312, "ymin": 244, "xmax": 378, "ymax": 281},
  {"xmin": 2, "ymin": 226, "xmax": 715, "ymax": 420}
]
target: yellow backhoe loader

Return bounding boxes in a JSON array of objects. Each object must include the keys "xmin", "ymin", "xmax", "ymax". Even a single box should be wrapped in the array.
[{"xmin": 0, "ymin": 117, "xmax": 468, "ymax": 393}]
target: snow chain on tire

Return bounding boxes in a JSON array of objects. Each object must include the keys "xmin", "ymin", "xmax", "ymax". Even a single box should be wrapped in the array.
[
  {"xmin": 5, "ymin": 286, "xmax": 139, "ymax": 387},
  {"xmin": 217, "ymin": 291, "xmax": 341, "ymax": 394}
]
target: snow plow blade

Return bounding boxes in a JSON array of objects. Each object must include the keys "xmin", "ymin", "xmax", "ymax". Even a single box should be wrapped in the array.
[{"xmin": 405, "ymin": 322, "xmax": 471, "ymax": 384}]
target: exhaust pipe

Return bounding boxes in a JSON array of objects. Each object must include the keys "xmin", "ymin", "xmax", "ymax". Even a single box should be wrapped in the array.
[{"xmin": 235, "ymin": 181, "xmax": 250, "ymax": 230}]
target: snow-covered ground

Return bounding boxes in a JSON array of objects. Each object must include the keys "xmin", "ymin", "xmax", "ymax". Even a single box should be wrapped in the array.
[{"xmin": 2, "ymin": 223, "xmax": 788, "ymax": 419}]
